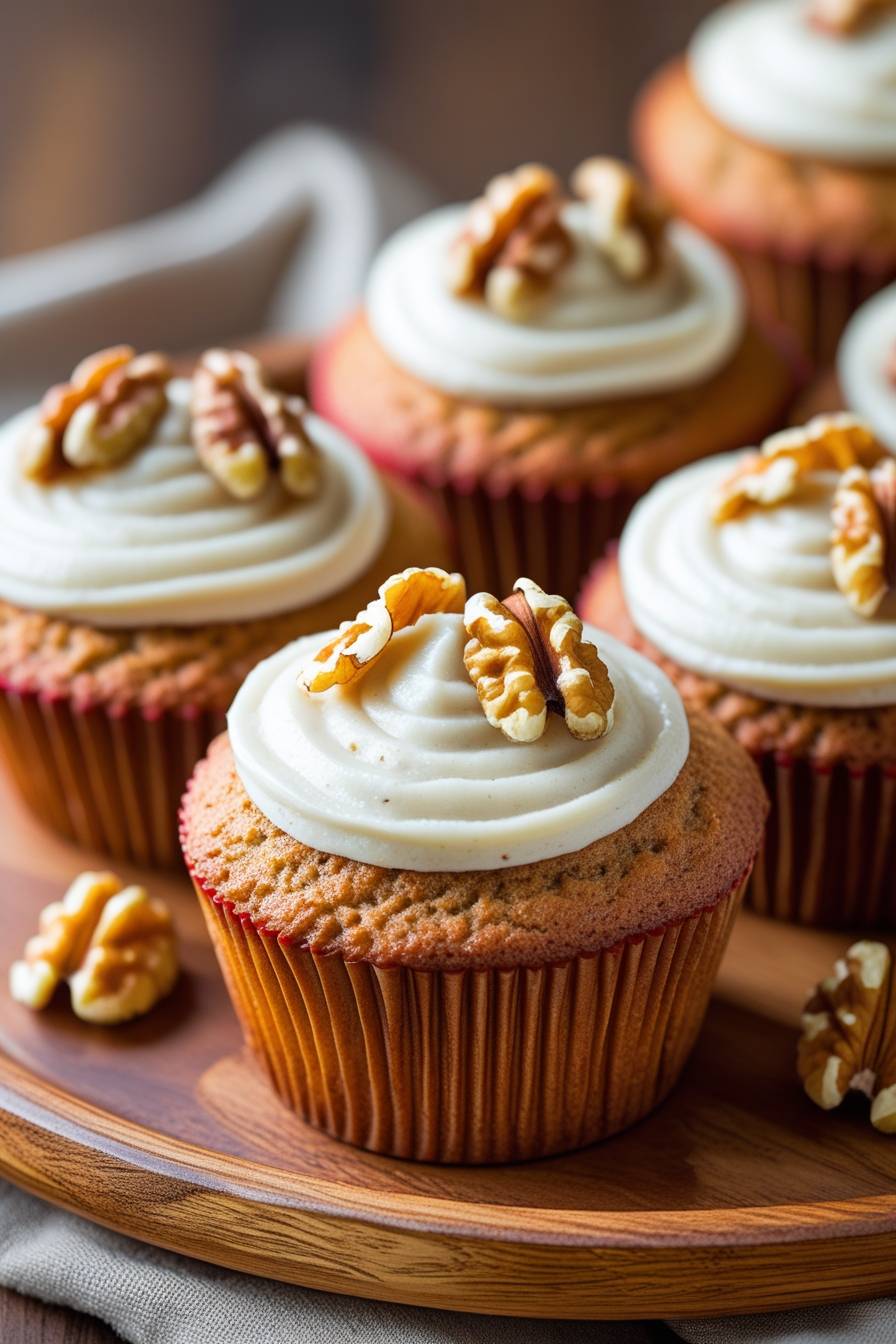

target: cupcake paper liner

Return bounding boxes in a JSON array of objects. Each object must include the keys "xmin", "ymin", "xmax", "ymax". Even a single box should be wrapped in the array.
[
  {"xmin": 432, "ymin": 474, "xmax": 635, "ymax": 599},
  {"xmin": 749, "ymin": 751, "xmax": 896, "ymax": 928},
  {"xmin": 0, "ymin": 676, "xmax": 224, "ymax": 866},
  {"xmin": 720, "ymin": 242, "xmax": 894, "ymax": 372},
  {"xmin": 187, "ymin": 856, "xmax": 748, "ymax": 1164}
]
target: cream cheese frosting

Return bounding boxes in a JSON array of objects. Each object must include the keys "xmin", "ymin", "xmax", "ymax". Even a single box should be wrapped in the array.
[
  {"xmin": 227, "ymin": 614, "xmax": 689, "ymax": 871},
  {"xmin": 0, "ymin": 379, "xmax": 389, "ymax": 628},
  {"xmin": 838, "ymin": 283, "xmax": 896, "ymax": 449},
  {"xmin": 365, "ymin": 203, "xmax": 744, "ymax": 407},
  {"xmin": 690, "ymin": 0, "xmax": 896, "ymax": 164},
  {"xmin": 620, "ymin": 453, "xmax": 896, "ymax": 708}
]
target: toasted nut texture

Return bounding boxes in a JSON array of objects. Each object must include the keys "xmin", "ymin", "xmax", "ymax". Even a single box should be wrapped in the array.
[
  {"xmin": 301, "ymin": 566, "xmax": 467, "ymax": 694},
  {"xmin": 808, "ymin": 0, "xmax": 895, "ymax": 34},
  {"xmin": 464, "ymin": 577, "xmax": 615, "ymax": 743},
  {"xmin": 831, "ymin": 459, "xmax": 896, "ymax": 616},
  {"xmin": 484, "ymin": 194, "xmax": 574, "ymax": 322},
  {"xmin": 571, "ymin": 157, "xmax": 669, "ymax": 282},
  {"xmin": 798, "ymin": 940, "xmax": 896, "ymax": 1133},
  {"xmin": 462, "ymin": 590, "xmax": 548, "ymax": 742},
  {"xmin": 445, "ymin": 164, "xmax": 571, "ymax": 318},
  {"xmin": 713, "ymin": 414, "xmax": 886, "ymax": 524},
  {"xmin": 191, "ymin": 348, "xmax": 320, "ymax": 501},
  {"xmin": 9, "ymin": 871, "xmax": 178, "ymax": 1025},
  {"xmin": 20, "ymin": 346, "xmax": 170, "ymax": 481}
]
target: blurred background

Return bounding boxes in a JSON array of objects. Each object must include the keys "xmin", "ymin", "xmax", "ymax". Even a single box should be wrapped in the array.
[{"xmin": 0, "ymin": 0, "xmax": 717, "ymax": 260}]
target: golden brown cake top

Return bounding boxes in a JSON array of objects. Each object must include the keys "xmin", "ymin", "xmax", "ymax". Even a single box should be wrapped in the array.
[
  {"xmin": 180, "ymin": 712, "xmax": 766, "ymax": 972},
  {"xmin": 309, "ymin": 315, "xmax": 792, "ymax": 494},
  {"xmin": 636, "ymin": 62, "xmax": 896, "ymax": 260}
]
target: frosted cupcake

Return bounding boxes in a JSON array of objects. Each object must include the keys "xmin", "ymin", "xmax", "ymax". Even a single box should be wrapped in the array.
[
  {"xmin": 634, "ymin": 0, "xmax": 896, "ymax": 368},
  {"xmin": 181, "ymin": 566, "xmax": 766, "ymax": 1162},
  {"xmin": 309, "ymin": 159, "xmax": 794, "ymax": 598},
  {"xmin": 580, "ymin": 414, "xmax": 896, "ymax": 927},
  {"xmin": 0, "ymin": 346, "xmax": 448, "ymax": 865}
]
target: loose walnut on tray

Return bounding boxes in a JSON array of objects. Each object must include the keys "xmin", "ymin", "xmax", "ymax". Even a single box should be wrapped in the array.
[
  {"xmin": 10, "ymin": 871, "xmax": 178, "ymax": 1025},
  {"xmin": 798, "ymin": 941, "xmax": 896, "ymax": 1133}
]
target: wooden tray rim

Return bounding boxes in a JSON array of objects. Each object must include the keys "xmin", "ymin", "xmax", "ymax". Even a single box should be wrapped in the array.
[{"xmin": 5, "ymin": 1051, "xmax": 896, "ymax": 1251}]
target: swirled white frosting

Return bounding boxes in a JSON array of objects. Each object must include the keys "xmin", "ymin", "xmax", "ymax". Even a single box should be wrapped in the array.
[
  {"xmin": 365, "ymin": 203, "xmax": 744, "ymax": 407},
  {"xmin": 620, "ymin": 454, "xmax": 896, "ymax": 708},
  {"xmin": 0, "ymin": 379, "xmax": 390, "ymax": 628},
  {"xmin": 838, "ymin": 284, "xmax": 896, "ymax": 449},
  {"xmin": 227, "ymin": 614, "xmax": 689, "ymax": 871},
  {"xmin": 690, "ymin": 0, "xmax": 896, "ymax": 163}
]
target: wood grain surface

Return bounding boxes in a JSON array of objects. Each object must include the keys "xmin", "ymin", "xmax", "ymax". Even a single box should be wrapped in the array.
[{"xmin": 1, "ymin": 771, "xmax": 895, "ymax": 1321}]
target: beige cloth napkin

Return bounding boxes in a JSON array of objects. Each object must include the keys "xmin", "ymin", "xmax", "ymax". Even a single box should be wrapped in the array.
[
  {"xmin": 0, "ymin": 1180, "xmax": 892, "ymax": 1343},
  {"xmin": 0, "ymin": 127, "xmax": 891, "ymax": 1343}
]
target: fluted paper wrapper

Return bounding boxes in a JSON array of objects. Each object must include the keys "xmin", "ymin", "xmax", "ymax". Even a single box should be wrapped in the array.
[
  {"xmin": 191, "ymin": 869, "xmax": 746, "ymax": 1163},
  {"xmin": 748, "ymin": 751, "xmax": 896, "ymax": 928},
  {"xmin": 430, "ymin": 475, "xmax": 635, "ymax": 602},
  {"xmin": 0, "ymin": 678, "xmax": 224, "ymax": 866},
  {"xmin": 732, "ymin": 246, "xmax": 895, "ymax": 371}
]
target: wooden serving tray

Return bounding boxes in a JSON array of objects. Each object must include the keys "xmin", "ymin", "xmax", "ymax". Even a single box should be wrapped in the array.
[{"xmin": 1, "ymin": 772, "xmax": 895, "ymax": 1322}]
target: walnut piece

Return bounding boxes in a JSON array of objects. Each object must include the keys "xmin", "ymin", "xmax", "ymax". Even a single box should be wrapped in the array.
[
  {"xmin": 9, "ymin": 871, "xmax": 178, "ymax": 1025},
  {"xmin": 484, "ymin": 194, "xmax": 574, "ymax": 321},
  {"xmin": 831, "ymin": 458, "xmax": 896, "ymax": 616},
  {"xmin": 798, "ymin": 940, "xmax": 896, "ymax": 1133},
  {"xmin": 713, "ymin": 414, "xmax": 885, "ymax": 524},
  {"xmin": 808, "ymin": 0, "xmax": 895, "ymax": 34},
  {"xmin": 445, "ymin": 164, "xmax": 571, "ymax": 318},
  {"xmin": 191, "ymin": 348, "xmax": 321, "ymax": 500},
  {"xmin": 571, "ymin": 157, "xmax": 669, "ymax": 282},
  {"xmin": 301, "ymin": 566, "xmax": 467, "ymax": 694},
  {"xmin": 20, "ymin": 346, "xmax": 171, "ymax": 481},
  {"xmin": 463, "ymin": 577, "xmax": 615, "ymax": 743}
]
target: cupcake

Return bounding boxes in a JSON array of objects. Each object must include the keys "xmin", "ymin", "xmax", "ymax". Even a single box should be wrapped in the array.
[
  {"xmin": 309, "ymin": 158, "xmax": 794, "ymax": 599},
  {"xmin": 580, "ymin": 414, "xmax": 896, "ymax": 928},
  {"xmin": 0, "ymin": 346, "xmax": 448, "ymax": 866},
  {"xmin": 634, "ymin": 0, "xmax": 896, "ymax": 369},
  {"xmin": 181, "ymin": 566, "xmax": 766, "ymax": 1162}
]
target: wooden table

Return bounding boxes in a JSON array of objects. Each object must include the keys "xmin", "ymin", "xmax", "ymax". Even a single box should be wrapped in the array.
[{"xmin": 0, "ymin": 1286, "xmax": 118, "ymax": 1342}]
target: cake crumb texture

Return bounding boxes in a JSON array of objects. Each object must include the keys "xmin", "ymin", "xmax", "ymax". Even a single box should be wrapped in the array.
[{"xmin": 181, "ymin": 712, "xmax": 766, "ymax": 971}]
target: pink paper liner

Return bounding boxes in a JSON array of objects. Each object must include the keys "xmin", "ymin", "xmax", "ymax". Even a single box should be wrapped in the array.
[
  {"xmin": 748, "ymin": 752, "xmax": 896, "ymax": 928},
  {"xmin": 0, "ymin": 674, "xmax": 224, "ymax": 866},
  {"xmin": 731, "ymin": 246, "xmax": 895, "ymax": 373},
  {"xmin": 183, "ymin": 800, "xmax": 750, "ymax": 1162}
]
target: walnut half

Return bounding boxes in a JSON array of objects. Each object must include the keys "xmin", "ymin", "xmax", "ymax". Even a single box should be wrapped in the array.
[
  {"xmin": 808, "ymin": 0, "xmax": 896, "ymax": 35},
  {"xmin": 463, "ymin": 577, "xmax": 615, "ymax": 743},
  {"xmin": 300, "ymin": 566, "xmax": 467, "ymax": 694},
  {"xmin": 445, "ymin": 164, "xmax": 572, "ymax": 320},
  {"xmin": 191, "ymin": 348, "xmax": 321, "ymax": 501},
  {"xmin": 831, "ymin": 458, "xmax": 896, "ymax": 617},
  {"xmin": 9, "ymin": 871, "xmax": 178, "ymax": 1025},
  {"xmin": 20, "ymin": 346, "xmax": 171, "ymax": 481},
  {"xmin": 571, "ymin": 157, "xmax": 669, "ymax": 282},
  {"xmin": 798, "ymin": 941, "xmax": 896, "ymax": 1133}
]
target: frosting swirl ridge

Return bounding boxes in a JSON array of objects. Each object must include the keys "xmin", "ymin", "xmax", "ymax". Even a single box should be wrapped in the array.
[
  {"xmin": 366, "ymin": 204, "xmax": 744, "ymax": 406},
  {"xmin": 690, "ymin": 0, "xmax": 896, "ymax": 163},
  {"xmin": 620, "ymin": 454, "xmax": 896, "ymax": 707},
  {"xmin": 0, "ymin": 379, "xmax": 390, "ymax": 627},
  {"xmin": 838, "ymin": 283, "xmax": 896, "ymax": 450},
  {"xmin": 227, "ymin": 613, "xmax": 689, "ymax": 871}
]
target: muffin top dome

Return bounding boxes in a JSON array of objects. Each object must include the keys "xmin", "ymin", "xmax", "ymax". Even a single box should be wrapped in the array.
[
  {"xmin": 0, "ymin": 349, "xmax": 389, "ymax": 628},
  {"xmin": 365, "ymin": 159, "xmax": 743, "ymax": 407},
  {"xmin": 690, "ymin": 0, "xmax": 896, "ymax": 163},
  {"xmin": 619, "ymin": 417, "xmax": 896, "ymax": 708}
]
